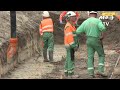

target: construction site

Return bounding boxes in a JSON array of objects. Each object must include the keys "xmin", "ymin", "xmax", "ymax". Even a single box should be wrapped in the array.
[{"xmin": 0, "ymin": 11, "xmax": 120, "ymax": 79}]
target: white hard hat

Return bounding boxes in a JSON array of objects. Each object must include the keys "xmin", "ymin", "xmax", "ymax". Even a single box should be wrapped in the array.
[
  {"xmin": 66, "ymin": 11, "xmax": 76, "ymax": 17},
  {"xmin": 88, "ymin": 11, "xmax": 98, "ymax": 15},
  {"xmin": 42, "ymin": 11, "xmax": 50, "ymax": 17}
]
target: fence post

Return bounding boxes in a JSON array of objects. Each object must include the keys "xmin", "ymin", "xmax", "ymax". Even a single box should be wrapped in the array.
[{"xmin": 7, "ymin": 11, "xmax": 18, "ymax": 71}]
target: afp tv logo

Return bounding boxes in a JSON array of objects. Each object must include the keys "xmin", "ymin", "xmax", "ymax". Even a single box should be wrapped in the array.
[{"xmin": 99, "ymin": 12, "xmax": 120, "ymax": 26}]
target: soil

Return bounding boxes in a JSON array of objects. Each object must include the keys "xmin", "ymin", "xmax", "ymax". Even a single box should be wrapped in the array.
[
  {"xmin": 0, "ymin": 11, "xmax": 120, "ymax": 79},
  {"xmin": 41, "ymin": 45, "xmax": 120, "ymax": 79}
]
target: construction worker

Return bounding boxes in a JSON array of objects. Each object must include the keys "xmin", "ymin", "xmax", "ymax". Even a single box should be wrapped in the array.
[
  {"xmin": 64, "ymin": 11, "xmax": 79, "ymax": 78},
  {"xmin": 76, "ymin": 11, "xmax": 107, "ymax": 78},
  {"xmin": 59, "ymin": 11, "xmax": 80, "ymax": 25},
  {"xmin": 39, "ymin": 11, "xmax": 54, "ymax": 62}
]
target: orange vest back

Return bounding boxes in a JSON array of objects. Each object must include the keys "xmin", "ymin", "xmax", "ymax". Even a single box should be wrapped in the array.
[
  {"xmin": 64, "ymin": 22, "xmax": 76, "ymax": 46},
  {"xmin": 40, "ymin": 18, "xmax": 54, "ymax": 33}
]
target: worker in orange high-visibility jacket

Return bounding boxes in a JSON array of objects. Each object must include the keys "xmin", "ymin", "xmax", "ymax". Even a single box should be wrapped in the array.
[
  {"xmin": 64, "ymin": 11, "xmax": 79, "ymax": 78},
  {"xmin": 59, "ymin": 11, "xmax": 80, "ymax": 24},
  {"xmin": 39, "ymin": 11, "xmax": 54, "ymax": 62}
]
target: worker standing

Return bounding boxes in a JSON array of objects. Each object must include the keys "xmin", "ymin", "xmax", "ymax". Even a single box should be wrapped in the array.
[
  {"xmin": 64, "ymin": 11, "xmax": 79, "ymax": 78},
  {"xmin": 39, "ymin": 11, "xmax": 54, "ymax": 62},
  {"xmin": 76, "ymin": 11, "xmax": 107, "ymax": 78}
]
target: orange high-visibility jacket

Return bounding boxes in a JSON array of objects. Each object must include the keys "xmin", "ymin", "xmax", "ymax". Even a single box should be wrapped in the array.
[
  {"xmin": 39, "ymin": 18, "xmax": 54, "ymax": 35},
  {"xmin": 64, "ymin": 22, "xmax": 76, "ymax": 47},
  {"xmin": 59, "ymin": 11, "xmax": 80, "ymax": 23}
]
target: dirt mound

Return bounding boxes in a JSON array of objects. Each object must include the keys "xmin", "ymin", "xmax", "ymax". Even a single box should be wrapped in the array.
[{"xmin": 103, "ymin": 18, "xmax": 120, "ymax": 50}]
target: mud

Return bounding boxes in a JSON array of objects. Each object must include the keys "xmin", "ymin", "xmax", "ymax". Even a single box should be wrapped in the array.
[{"xmin": 41, "ymin": 45, "xmax": 120, "ymax": 79}]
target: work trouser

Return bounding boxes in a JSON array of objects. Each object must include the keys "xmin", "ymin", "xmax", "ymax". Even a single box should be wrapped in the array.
[
  {"xmin": 42, "ymin": 32, "xmax": 54, "ymax": 52},
  {"xmin": 74, "ymin": 35, "xmax": 79, "ymax": 49},
  {"xmin": 64, "ymin": 47, "xmax": 75, "ymax": 76},
  {"xmin": 86, "ymin": 36, "xmax": 105, "ymax": 75}
]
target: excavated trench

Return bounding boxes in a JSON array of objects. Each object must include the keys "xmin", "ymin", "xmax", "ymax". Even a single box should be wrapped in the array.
[{"xmin": 0, "ymin": 11, "xmax": 120, "ymax": 79}]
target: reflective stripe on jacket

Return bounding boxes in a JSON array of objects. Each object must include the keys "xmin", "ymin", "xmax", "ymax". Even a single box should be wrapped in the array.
[
  {"xmin": 39, "ymin": 18, "xmax": 54, "ymax": 35},
  {"xmin": 64, "ymin": 22, "xmax": 76, "ymax": 47}
]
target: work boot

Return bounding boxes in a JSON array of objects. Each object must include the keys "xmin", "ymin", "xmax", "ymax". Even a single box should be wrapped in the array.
[
  {"xmin": 43, "ymin": 49, "xmax": 49, "ymax": 62},
  {"xmin": 49, "ymin": 51, "xmax": 54, "ymax": 62}
]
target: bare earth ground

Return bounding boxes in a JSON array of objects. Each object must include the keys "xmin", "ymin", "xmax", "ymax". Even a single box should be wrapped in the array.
[
  {"xmin": 1, "ymin": 45, "xmax": 120, "ymax": 79},
  {"xmin": 42, "ymin": 45, "xmax": 120, "ymax": 79},
  {"xmin": 0, "ymin": 11, "xmax": 120, "ymax": 79},
  {"xmin": 1, "ymin": 45, "xmax": 65, "ymax": 79}
]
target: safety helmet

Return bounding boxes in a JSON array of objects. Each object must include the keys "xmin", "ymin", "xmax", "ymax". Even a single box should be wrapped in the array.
[
  {"xmin": 42, "ymin": 11, "xmax": 50, "ymax": 17},
  {"xmin": 66, "ymin": 11, "xmax": 76, "ymax": 17},
  {"xmin": 88, "ymin": 11, "xmax": 98, "ymax": 15}
]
